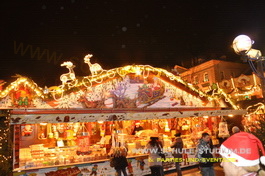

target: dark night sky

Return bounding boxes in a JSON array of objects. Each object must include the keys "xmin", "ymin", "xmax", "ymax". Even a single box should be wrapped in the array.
[{"xmin": 1, "ymin": 0, "xmax": 265, "ymax": 87}]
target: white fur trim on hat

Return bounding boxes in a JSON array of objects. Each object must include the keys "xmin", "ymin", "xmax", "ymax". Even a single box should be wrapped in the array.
[
  {"xmin": 220, "ymin": 145, "xmax": 259, "ymax": 167},
  {"xmin": 260, "ymin": 156, "xmax": 265, "ymax": 165}
]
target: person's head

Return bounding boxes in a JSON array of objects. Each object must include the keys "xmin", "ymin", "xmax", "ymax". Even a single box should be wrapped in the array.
[
  {"xmin": 232, "ymin": 126, "xmax": 240, "ymax": 134},
  {"xmin": 150, "ymin": 137, "xmax": 159, "ymax": 141},
  {"xmin": 112, "ymin": 147, "xmax": 122, "ymax": 157},
  {"xmin": 149, "ymin": 135, "xmax": 159, "ymax": 146},
  {"xmin": 201, "ymin": 132, "xmax": 210, "ymax": 143},
  {"xmin": 174, "ymin": 132, "xmax": 181, "ymax": 137},
  {"xmin": 220, "ymin": 132, "xmax": 265, "ymax": 176}
]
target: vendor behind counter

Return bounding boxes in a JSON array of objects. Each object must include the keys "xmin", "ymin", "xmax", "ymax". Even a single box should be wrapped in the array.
[{"xmin": 132, "ymin": 122, "xmax": 144, "ymax": 135}]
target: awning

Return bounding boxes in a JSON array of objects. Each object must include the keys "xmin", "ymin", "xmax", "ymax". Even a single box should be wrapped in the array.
[{"xmin": 9, "ymin": 107, "xmax": 247, "ymax": 124}]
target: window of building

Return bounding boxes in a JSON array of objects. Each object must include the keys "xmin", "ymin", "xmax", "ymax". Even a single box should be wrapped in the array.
[
  {"xmin": 204, "ymin": 72, "xmax": 209, "ymax": 82},
  {"xmin": 194, "ymin": 76, "xmax": 199, "ymax": 84},
  {"xmin": 220, "ymin": 71, "xmax": 225, "ymax": 80}
]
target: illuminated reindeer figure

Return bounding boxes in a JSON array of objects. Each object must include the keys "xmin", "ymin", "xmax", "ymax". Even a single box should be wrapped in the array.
[
  {"xmin": 84, "ymin": 54, "xmax": 103, "ymax": 76},
  {"xmin": 60, "ymin": 61, "xmax": 77, "ymax": 87}
]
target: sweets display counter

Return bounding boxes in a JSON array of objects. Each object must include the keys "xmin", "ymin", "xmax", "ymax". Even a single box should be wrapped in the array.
[
  {"xmin": 14, "ymin": 153, "xmax": 150, "ymax": 176},
  {"xmin": 12, "ymin": 116, "xmax": 222, "ymax": 176}
]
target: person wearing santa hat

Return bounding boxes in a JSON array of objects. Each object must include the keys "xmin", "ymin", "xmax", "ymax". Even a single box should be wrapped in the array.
[{"xmin": 219, "ymin": 132, "xmax": 265, "ymax": 176}]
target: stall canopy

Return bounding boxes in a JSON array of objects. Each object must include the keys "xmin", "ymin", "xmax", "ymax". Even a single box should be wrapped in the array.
[{"xmin": 0, "ymin": 57, "xmax": 246, "ymax": 124}]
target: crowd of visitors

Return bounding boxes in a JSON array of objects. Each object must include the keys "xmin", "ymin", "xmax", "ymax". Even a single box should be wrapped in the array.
[{"xmin": 108, "ymin": 126, "xmax": 265, "ymax": 176}]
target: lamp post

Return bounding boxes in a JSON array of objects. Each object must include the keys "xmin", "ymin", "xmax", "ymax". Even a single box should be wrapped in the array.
[{"xmin": 232, "ymin": 34, "xmax": 265, "ymax": 102}]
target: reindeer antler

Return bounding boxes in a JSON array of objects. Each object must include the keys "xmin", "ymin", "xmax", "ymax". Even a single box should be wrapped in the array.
[{"xmin": 84, "ymin": 54, "xmax": 93, "ymax": 60}]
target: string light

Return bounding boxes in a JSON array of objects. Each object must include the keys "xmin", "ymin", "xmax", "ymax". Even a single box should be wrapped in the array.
[
  {"xmin": 0, "ymin": 110, "xmax": 12, "ymax": 174},
  {"xmin": 0, "ymin": 64, "xmax": 238, "ymax": 109},
  {"xmin": 0, "ymin": 76, "xmax": 44, "ymax": 99},
  {"xmin": 217, "ymin": 88, "xmax": 239, "ymax": 110}
]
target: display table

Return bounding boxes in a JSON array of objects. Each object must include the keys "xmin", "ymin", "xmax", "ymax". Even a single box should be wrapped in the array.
[
  {"xmin": 13, "ymin": 150, "xmax": 201, "ymax": 176},
  {"xmin": 13, "ymin": 154, "xmax": 149, "ymax": 176}
]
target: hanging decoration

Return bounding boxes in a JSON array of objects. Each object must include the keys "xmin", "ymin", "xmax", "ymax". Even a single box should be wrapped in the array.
[
  {"xmin": 220, "ymin": 80, "xmax": 231, "ymax": 89},
  {"xmin": 218, "ymin": 121, "xmax": 230, "ymax": 138},
  {"xmin": 76, "ymin": 123, "xmax": 91, "ymax": 155},
  {"xmin": 13, "ymin": 85, "xmax": 31, "ymax": 107},
  {"xmin": 60, "ymin": 61, "xmax": 77, "ymax": 88},
  {"xmin": 236, "ymin": 74, "xmax": 251, "ymax": 87},
  {"xmin": 84, "ymin": 54, "xmax": 104, "ymax": 76}
]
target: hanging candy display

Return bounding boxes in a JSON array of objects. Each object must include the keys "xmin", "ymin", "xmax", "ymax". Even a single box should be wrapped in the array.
[{"xmin": 76, "ymin": 123, "xmax": 91, "ymax": 155}]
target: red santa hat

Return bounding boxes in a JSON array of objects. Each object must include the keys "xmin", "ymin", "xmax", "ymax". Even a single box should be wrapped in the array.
[{"xmin": 220, "ymin": 132, "xmax": 265, "ymax": 167}]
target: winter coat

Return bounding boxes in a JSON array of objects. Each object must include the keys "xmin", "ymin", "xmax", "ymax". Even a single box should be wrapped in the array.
[
  {"xmin": 146, "ymin": 143, "xmax": 163, "ymax": 167},
  {"xmin": 170, "ymin": 137, "xmax": 183, "ymax": 159},
  {"xmin": 112, "ymin": 156, "xmax": 128, "ymax": 170},
  {"xmin": 195, "ymin": 139, "xmax": 214, "ymax": 167}
]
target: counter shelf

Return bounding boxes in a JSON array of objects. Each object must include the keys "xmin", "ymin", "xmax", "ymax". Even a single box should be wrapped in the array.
[{"xmin": 13, "ymin": 154, "xmax": 149, "ymax": 172}]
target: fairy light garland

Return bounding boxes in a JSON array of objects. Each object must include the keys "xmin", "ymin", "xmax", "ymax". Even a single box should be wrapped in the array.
[
  {"xmin": 0, "ymin": 110, "xmax": 12, "ymax": 173},
  {"xmin": 217, "ymin": 88, "xmax": 239, "ymax": 110},
  {"xmin": 0, "ymin": 65, "xmax": 237, "ymax": 109},
  {"xmin": 0, "ymin": 76, "xmax": 44, "ymax": 99},
  {"xmin": 246, "ymin": 102, "xmax": 265, "ymax": 115},
  {"xmin": 242, "ymin": 103, "xmax": 265, "ymax": 134}
]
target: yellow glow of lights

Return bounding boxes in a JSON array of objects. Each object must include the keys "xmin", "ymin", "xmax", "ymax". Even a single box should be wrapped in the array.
[
  {"xmin": 218, "ymin": 88, "xmax": 238, "ymax": 110},
  {"xmin": 0, "ymin": 76, "xmax": 44, "ymax": 99},
  {"xmin": 0, "ymin": 114, "xmax": 11, "ymax": 169},
  {"xmin": 40, "ymin": 122, "xmax": 47, "ymax": 126},
  {"xmin": 0, "ymin": 64, "xmax": 238, "ymax": 110},
  {"xmin": 97, "ymin": 120, "xmax": 104, "ymax": 124},
  {"xmin": 135, "ymin": 68, "xmax": 142, "ymax": 75}
]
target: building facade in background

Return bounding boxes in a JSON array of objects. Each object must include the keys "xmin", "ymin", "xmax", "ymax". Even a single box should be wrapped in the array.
[
  {"xmin": 176, "ymin": 60, "xmax": 250, "ymax": 93},
  {"xmin": 176, "ymin": 59, "xmax": 264, "ymax": 134}
]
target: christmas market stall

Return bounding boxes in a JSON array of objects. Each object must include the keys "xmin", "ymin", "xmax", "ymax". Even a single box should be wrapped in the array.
[
  {"xmin": 0, "ymin": 55, "xmax": 246, "ymax": 176},
  {"xmin": 218, "ymin": 73, "xmax": 265, "ymax": 144}
]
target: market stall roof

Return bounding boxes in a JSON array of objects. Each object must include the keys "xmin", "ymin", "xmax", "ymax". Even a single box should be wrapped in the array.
[
  {"xmin": 0, "ymin": 61, "xmax": 246, "ymax": 124},
  {"xmin": 0, "ymin": 65, "xmax": 237, "ymax": 106}
]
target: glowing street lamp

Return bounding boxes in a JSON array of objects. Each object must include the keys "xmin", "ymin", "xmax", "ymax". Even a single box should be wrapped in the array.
[
  {"xmin": 232, "ymin": 34, "xmax": 265, "ymax": 101},
  {"xmin": 232, "ymin": 35, "xmax": 262, "ymax": 61},
  {"xmin": 232, "ymin": 35, "xmax": 253, "ymax": 54}
]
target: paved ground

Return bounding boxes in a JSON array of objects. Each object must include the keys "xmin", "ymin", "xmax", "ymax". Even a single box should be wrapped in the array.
[{"xmin": 165, "ymin": 164, "xmax": 224, "ymax": 176}]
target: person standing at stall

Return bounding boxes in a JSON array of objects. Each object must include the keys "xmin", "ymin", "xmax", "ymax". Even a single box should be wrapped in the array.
[
  {"xmin": 146, "ymin": 136, "xmax": 164, "ymax": 176},
  {"xmin": 195, "ymin": 132, "xmax": 216, "ymax": 176},
  {"xmin": 171, "ymin": 132, "xmax": 183, "ymax": 176},
  {"xmin": 110, "ymin": 147, "xmax": 128, "ymax": 176},
  {"xmin": 231, "ymin": 126, "xmax": 241, "ymax": 134}
]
